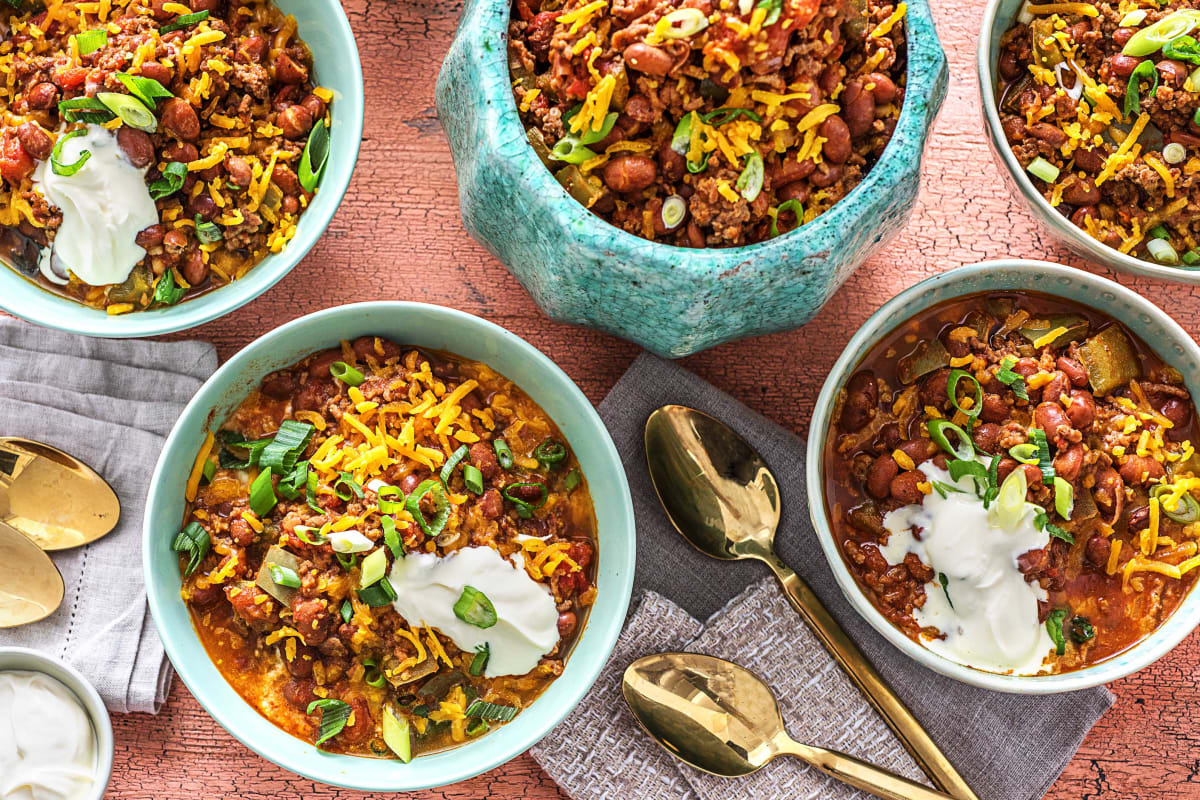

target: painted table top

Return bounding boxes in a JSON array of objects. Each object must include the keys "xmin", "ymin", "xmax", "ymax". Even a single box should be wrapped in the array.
[{"xmin": 105, "ymin": 0, "xmax": 1198, "ymax": 797}]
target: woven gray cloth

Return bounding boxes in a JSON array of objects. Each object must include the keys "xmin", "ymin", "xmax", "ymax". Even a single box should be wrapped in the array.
[
  {"xmin": 531, "ymin": 353, "xmax": 1114, "ymax": 800},
  {"xmin": 0, "ymin": 318, "xmax": 217, "ymax": 713}
]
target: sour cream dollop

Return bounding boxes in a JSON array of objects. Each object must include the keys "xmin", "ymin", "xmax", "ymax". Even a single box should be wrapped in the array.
[
  {"xmin": 33, "ymin": 124, "xmax": 159, "ymax": 287},
  {"xmin": 0, "ymin": 671, "xmax": 97, "ymax": 800},
  {"xmin": 389, "ymin": 546, "xmax": 560, "ymax": 677},
  {"xmin": 881, "ymin": 461, "xmax": 1056, "ymax": 675}
]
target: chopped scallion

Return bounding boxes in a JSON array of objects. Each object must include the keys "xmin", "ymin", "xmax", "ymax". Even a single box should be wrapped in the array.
[
  {"xmin": 453, "ymin": 585, "xmax": 497, "ymax": 629},
  {"xmin": 464, "ymin": 699, "xmax": 517, "ymax": 722},
  {"xmin": 269, "ymin": 563, "xmax": 301, "ymax": 588},
  {"xmin": 96, "ymin": 91, "xmax": 157, "ymax": 132},
  {"xmin": 299, "ymin": 118, "xmax": 329, "ymax": 194},
  {"xmin": 492, "ymin": 439, "xmax": 514, "ymax": 470},
  {"xmin": 406, "ymin": 479, "xmax": 450, "ymax": 537},
  {"xmin": 306, "ymin": 698, "xmax": 352, "ymax": 745},
  {"xmin": 357, "ymin": 576, "xmax": 397, "ymax": 607},
  {"xmin": 160, "ymin": 10, "xmax": 209, "ymax": 34},
  {"xmin": 76, "ymin": 29, "xmax": 107, "ymax": 55},
  {"xmin": 1026, "ymin": 156, "xmax": 1060, "ymax": 183},
  {"xmin": 440, "ymin": 444, "xmax": 469, "ymax": 485},
  {"xmin": 463, "ymin": 464, "xmax": 484, "ymax": 495},
  {"xmin": 172, "ymin": 521, "xmax": 210, "ymax": 576},
  {"xmin": 502, "ymin": 482, "xmax": 548, "ymax": 519},
  {"xmin": 249, "ymin": 469, "xmax": 277, "ymax": 516},
  {"xmin": 329, "ymin": 361, "xmax": 364, "ymax": 387},
  {"xmin": 50, "ymin": 129, "xmax": 91, "ymax": 177},
  {"xmin": 149, "ymin": 161, "xmax": 187, "ymax": 200}
]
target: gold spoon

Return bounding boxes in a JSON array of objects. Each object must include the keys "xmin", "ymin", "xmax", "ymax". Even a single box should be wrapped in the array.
[
  {"xmin": 0, "ymin": 520, "xmax": 64, "ymax": 627},
  {"xmin": 622, "ymin": 652, "xmax": 956, "ymax": 800},
  {"xmin": 643, "ymin": 406, "xmax": 976, "ymax": 800},
  {"xmin": 0, "ymin": 436, "xmax": 120, "ymax": 551}
]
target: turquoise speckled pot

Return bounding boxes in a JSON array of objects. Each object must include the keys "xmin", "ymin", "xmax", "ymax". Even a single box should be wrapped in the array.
[
  {"xmin": 0, "ymin": 0, "xmax": 364, "ymax": 338},
  {"xmin": 144, "ymin": 302, "xmax": 635, "ymax": 790},
  {"xmin": 436, "ymin": 1, "xmax": 948, "ymax": 357},
  {"xmin": 806, "ymin": 259, "xmax": 1200, "ymax": 693}
]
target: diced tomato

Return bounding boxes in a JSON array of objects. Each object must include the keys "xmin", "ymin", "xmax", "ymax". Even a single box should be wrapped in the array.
[
  {"xmin": 0, "ymin": 134, "xmax": 34, "ymax": 184},
  {"xmin": 53, "ymin": 66, "xmax": 88, "ymax": 90},
  {"xmin": 566, "ymin": 76, "xmax": 591, "ymax": 99},
  {"xmin": 789, "ymin": 0, "xmax": 823, "ymax": 29}
]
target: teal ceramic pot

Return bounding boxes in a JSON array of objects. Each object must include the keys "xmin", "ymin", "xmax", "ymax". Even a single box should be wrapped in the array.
[
  {"xmin": 436, "ymin": 1, "xmax": 948, "ymax": 358},
  {"xmin": 978, "ymin": 0, "xmax": 1200, "ymax": 283},
  {"xmin": 0, "ymin": 0, "xmax": 364, "ymax": 338},
  {"xmin": 144, "ymin": 302, "xmax": 636, "ymax": 790},
  {"xmin": 806, "ymin": 259, "xmax": 1200, "ymax": 693}
]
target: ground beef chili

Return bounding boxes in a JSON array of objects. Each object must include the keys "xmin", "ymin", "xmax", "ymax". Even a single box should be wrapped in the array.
[
  {"xmin": 997, "ymin": 2, "xmax": 1200, "ymax": 267},
  {"xmin": 508, "ymin": 0, "xmax": 907, "ymax": 246},
  {"xmin": 0, "ymin": 0, "xmax": 331, "ymax": 312},
  {"xmin": 824, "ymin": 292, "xmax": 1200, "ymax": 673},
  {"xmin": 176, "ymin": 339, "xmax": 597, "ymax": 757}
]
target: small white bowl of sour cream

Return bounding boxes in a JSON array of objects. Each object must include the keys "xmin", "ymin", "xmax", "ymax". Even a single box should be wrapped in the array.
[{"xmin": 0, "ymin": 648, "xmax": 113, "ymax": 800}]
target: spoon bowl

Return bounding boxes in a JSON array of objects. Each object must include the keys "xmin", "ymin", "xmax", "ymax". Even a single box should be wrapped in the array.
[{"xmin": 0, "ymin": 522, "xmax": 65, "ymax": 627}]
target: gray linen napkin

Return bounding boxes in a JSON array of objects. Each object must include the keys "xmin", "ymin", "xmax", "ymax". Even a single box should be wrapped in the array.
[
  {"xmin": 531, "ymin": 353, "xmax": 1114, "ymax": 800},
  {"xmin": 0, "ymin": 318, "xmax": 217, "ymax": 713}
]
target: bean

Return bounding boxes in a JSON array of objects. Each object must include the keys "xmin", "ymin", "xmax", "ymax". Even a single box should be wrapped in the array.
[
  {"xmin": 300, "ymin": 93, "xmax": 326, "ymax": 121},
  {"xmin": 116, "ymin": 127, "xmax": 155, "ymax": 168},
  {"xmin": 339, "ymin": 695, "xmax": 373, "ymax": 744},
  {"xmin": 191, "ymin": 0, "xmax": 223, "ymax": 11},
  {"xmin": 772, "ymin": 157, "xmax": 816, "ymax": 187},
  {"xmin": 839, "ymin": 371, "xmax": 878, "ymax": 432},
  {"xmin": 278, "ymin": 105, "xmax": 313, "ymax": 140},
  {"xmin": 239, "ymin": 36, "xmax": 267, "ymax": 64},
  {"xmin": 556, "ymin": 611, "xmax": 577, "ymax": 637},
  {"xmin": 999, "ymin": 50, "xmax": 1021, "ymax": 81},
  {"xmin": 1035, "ymin": 402, "xmax": 1068, "ymax": 435},
  {"xmin": 1013, "ymin": 357, "xmax": 1039, "ymax": 378},
  {"xmin": 1108, "ymin": 54, "xmax": 1143, "ymax": 78},
  {"xmin": 686, "ymin": 221, "xmax": 705, "ymax": 248},
  {"xmin": 1041, "ymin": 371, "xmax": 1069, "ymax": 404},
  {"xmin": 1168, "ymin": 130, "xmax": 1200, "ymax": 148},
  {"xmin": 137, "ymin": 62, "xmax": 172, "ymax": 84},
  {"xmin": 623, "ymin": 42, "xmax": 673, "ymax": 76},
  {"xmin": 15, "ymin": 123, "xmax": 51, "ymax": 162},
  {"xmin": 1070, "ymin": 206, "xmax": 1097, "ymax": 228},
  {"xmin": 1073, "ymin": 147, "xmax": 1106, "ymax": 174},
  {"xmin": 820, "ymin": 115, "xmax": 852, "ymax": 164},
  {"xmin": 1060, "ymin": 175, "xmax": 1099, "ymax": 205},
  {"xmin": 160, "ymin": 98, "xmax": 200, "ymax": 141},
  {"xmin": 1065, "ymin": 390, "xmax": 1095, "ymax": 429},
  {"xmin": 777, "ymin": 181, "xmax": 809, "ymax": 203},
  {"xmin": 272, "ymin": 164, "xmax": 302, "ymax": 195},
  {"xmin": 274, "ymin": 53, "xmax": 309, "ymax": 85},
  {"xmin": 1128, "ymin": 506, "xmax": 1150, "ymax": 532},
  {"xmin": 973, "ymin": 422, "xmax": 1001, "ymax": 453},
  {"xmin": 919, "ymin": 368, "xmax": 950, "ymax": 410},
  {"xmin": 657, "ymin": 140, "xmax": 685, "ymax": 182},
  {"xmin": 188, "ymin": 194, "xmax": 217, "ymax": 222},
  {"xmin": 1027, "ymin": 122, "xmax": 1067, "ymax": 147},
  {"xmin": 1112, "ymin": 27, "xmax": 1135, "ymax": 48},
  {"xmin": 1093, "ymin": 465, "xmax": 1124, "ymax": 517},
  {"xmin": 889, "ymin": 471, "xmax": 924, "ymax": 505},
  {"xmin": 282, "ymin": 195, "xmax": 300, "ymax": 214},
  {"xmin": 841, "ymin": 79, "xmax": 875, "ymax": 137},
  {"xmin": 1084, "ymin": 534, "xmax": 1111, "ymax": 570},
  {"xmin": 981, "ymin": 393, "xmax": 1009, "ymax": 423},
  {"xmin": 1119, "ymin": 455, "xmax": 1165, "ymax": 485},
  {"xmin": 224, "ymin": 154, "xmax": 253, "ymax": 187},
  {"xmin": 866, "ymin": 456, "xmax": 899, "ymax": 500},
  {"xmin": 865, "ymin": 72, "xmax": 897, "ymax": 104},
  {"xmin": 469, "ymin": 443, "xmax": 500, "ymax": 480},
  {"xmin": 163, "ymin": 141, "xmax": 198, "ymax": 164},
  {"xmin": 896, "ymin": 438, "xmax": 935, "ymax": 465},
  {"xmin": 282, "ymin": 679, "xmax": 317, "ymax": 709},
  {"xmin": 1056, "ymin": 357, "xmax": 1088, "ymax": 387},
  {"xmin": 602, "ymin": 154, "xmax": 656, "ymax": 193},
  {"xmin": 810, "ymin": 162, "xmax": 842, "ymax": 189},
  {"xmin": 1054, "ymin": 443, "xmax": 1083, "ymax": 482},
  {"xmin": 148, "ymin": 0, "xmax": 173, "ymax": 20},
  {"xmin": 163, "ymin": 229, "xmax": 188, "ymax": 255},
  {"xmin": 818, "ymin": 63, "xmax": 843, "ymax": 94},
  {"xmin": 135, "ymin": 224, "xmax": 166, "ymax": 249},
  {"xmin": 181, "ymin": 249, "xmax": 208, "ymax": 286},
  {"xmin": 1158, "ymin": 59, "xmax": 1189, "ymax": 87},
  {"xmin": 24, "ymin": 81, "xmax": 58, "ymax": 110},
  {"xmin": 1161, "ymin": 397, "xmax": 1191, "ymax": 427}
]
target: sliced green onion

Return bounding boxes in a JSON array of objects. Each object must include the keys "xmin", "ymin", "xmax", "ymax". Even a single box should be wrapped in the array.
[
  {"xmin": 307, "ymin": 698, "xmax": 352, "ymax": 745},
  {"xmin": 50, "ymin": 128, "xmax": 91, "ymax": 176},
  {"xmin": 260, "ymin": 420, "xmax": 315, "ymax": 474},
  {"xmin": 661, "ymin": 195, "xmax": 686, "ymax": 229},
  {"xmin": 577, "ymin": 111, "xmax": 618, "ymax": 146},
  {"xmin": 770, "ymin": 198, "xmax": 803, "ymax": 237},
  {"xmin": 1184, "ymin": 249, "xmax": 1200, "ymax": 266},
  {"xmin": 928, "ymin": 419, "xmax": 975, "ymax": 460},
  {"xmin": 983, "ymin": 456, "xmax": 1001, "ymax": 508},
  {"xmin": 58, "ymin": 96, "xmax": 115, "ymax": 124},
  {"xmin": 362, "ymin": 657, "xmax": 385, "ymax": 688},
  {"xmin": 153, "ymin": 269, "xmax": 186, "ymax": 305},
  {"xmin": 670, "ymin": 113, "xmax": 694, "ymax": 155},
  {"xmin": 1054, "ymin": 477, "xmax": 1074, "ymax": 520},
  {"xmin": 357, "ymin": 576, "xmax": 397, "ymax": 607},
  {"xmin": 1046, "ymin": 608, "xmax": 1069, "ymax": 656},
  {"xmin": 533, "ymin": 440, "xmax": 567, "ymax": 467},
  {"xmin": 377, "ymin": 484, "xmax": 404, "ymax": 513},
  {"xmin": 1147, "ymin": 237, "xmax": 1180, "ymax": 264},
  {"xmin": 463, "ymin": 464, "xmax": 484, "ymax": 495},
  {"xmin": 1119, "ymin": 8, "xmax": 1147, "ymax": 26},
  {"xmin": 406, "ymin": 479, "xmax": 450, "ymax": 537},
  {"xmin": 686, "ymin": 150, "xmax": 710, "ymax": 174},
  {"xmin": 440, "ymin": 444, "xmax": 469, "ymax": 485},
  {"xmin": 469, "ymin": 643, "xmax": 490, "ymax": 676},
  {"xmin": 333, "ymin": 470, "xmax": 364, "ymax": 500},
  {"xmin": 1124, "ymin": 58, "xmax": 1158, "ymax": 118},
  {"xmin": 931, "ymin": 481, "xmax": 966, "ymax": 498},
  {"xmin": 96, "ymin": 92, "xmax": 157, "ymax": 132},
  {"xmin": 464, "ymin": 699, "xmax": 517, "ymax": 722},
  {"xmin": 1026, "ymin": 156, "xmax": 1060, "ymax": 183},
  {"xmin": 466, "ymin": 718, "xmax": 490, "ymax": 737},
  {"xmin": 201, "ymin": 459, "xmax": 217, "ymax": 484},
  {"xmin": 564, "ymin": 468, "xmax": 581, "ymax": 493},
  {"xmin": 76, "ymin": 29, "xmax": 107, "ymax": 55},
  {"xmin": 298, "ymin": 118, "xmax": 329, "ymax": 194},
  {"xmin": 160, "ymin": 10, "xmax": 210, "ymax": 34},
  {"xmin": 1149, "ymin": 223, "xmax": 1171, "ymax": 240},
  {"xmin": 194, "ymin": 214, "xmax": 223, "ymax": 244},
  {"xmin": 172, "ymin": 521, "xmax": 210, "ymax": 576},
  {"xmin": 381, "ymin": 516, "xmax": 404, "ymax": 558},
  {"xmin": 329, "ymin": 361, "xmax": 364, "ymax": 386},
  {"xmin": 736, "ymin": 151, "xmax": 764, "ymax": 202},
  {"xmin": 988, "ymin": 467, "xmax": 1028, "ymax": 530},
  {"xmin": 149, "ymin": 161, "xmax": 187, "ymax": 200},
  {"xmin": 453, "ymin": 585, "xmax": 498, "ymax": 629},
  {"xmin": 755, "ymin": 0, "xmax": 784, "ymax": 26},
  {"xmin": 359, "ymin": 547, "xmax": 388, "ymax": 588},
  {"xmin": 382, "ymin": 706, "xmax": 412, "ymax": 762},
  {"xmin": 1028, "ymin": 428, "xmax": 1055, "ymax": 485},
  {"xmin": 1122, "ymin": 9, "xmax": 1200, "ymax": 56},
  {"xmin": 1009, "ymin": 443, "xmax": 1040, "ymax": 464},
  {"xmin": 938, "ymin": 572, "xmax": 953, "ymax": 608},
  {"xmin": 277, "ymin": 461, "xmax": 309, "ymax": 500},
  {"xmin": 335, "ymin": 551, "xmax": 358, "ymax": 570},
  {"xmin": 249, "ymin": 469, "xmax": 277, "ymax": 516},
  {"xmin": 996, "ymin": 356, "xmax": 1029, "ymax": 401},
  {"xmin": 340, "ymin": 599, "xmax": 353, "ymax": 623},
  {"xmin": 114, "ymin": 72, "xmax": 174, "ymax": 108},
  {"xmin": 1164, "ymin": 34, "xmax": 1200, "ymax": 64},
  {"xmin": 702, "ymin": 107, "xmax": 763, "ymax": 126},
  {"xmin": 947, "ymin": 369, "xmax": 983, "ymax": 428},
  {"xmin": 948, "ymin": 458, "xmax": 988, "ymax": 489},
  {"xmin": 330, "ymin": 529, "xmax": 373, "ymax": 554},
  {"xmin": 269, "ymin": 563, "xmax": 301, "ymax": 588},
  {"xmin": 549, "ymin": 135, "xmax": 598, "ymax": 165},
  {"xmin": 660, "ymin": 7, "xmax": 708, "ymax": 38},
  {"xmin": 1151, "ymin": 484, "xmax": 1200, "ymax": 523},
  {"xmin": 502, "ymin": 482, "xmax": 548, "ymax": 519},
  {"xmin": 306, "ymin": 469, "xmax": 324, "ymax": 514},
  {"xmin": 1163, "ymin": 142, "xmax": 1188, "ymax": 165},
  {"xmin": 1069, "ymin": 615, "xmax": 1095, "ymax": 644},
  {"xmin": 295, "ymin": 524, "xmax": 328, "ymax": 546},
  {"xmin": 493, "ymin": 439, "xmax": 514, "ymax": 470}
]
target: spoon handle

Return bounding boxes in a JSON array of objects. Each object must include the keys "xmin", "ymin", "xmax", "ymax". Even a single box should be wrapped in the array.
[
  {"xmin": 781, "ymin": 739, "xmax": 957, "ymax": 800},
  {"xmin": 763, "ymin": 558, "xmax": 978, "ymax": 800}
]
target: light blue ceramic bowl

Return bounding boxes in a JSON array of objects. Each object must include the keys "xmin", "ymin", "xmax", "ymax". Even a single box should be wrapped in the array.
[
  {"xmin": 0, "ymin": 0, "xmax": 364, "ymax": 338},
  {"xmin": 143, "ymin": 302, "xmax": 636, "ymax": 789},
  {"xmin": 436, "ymin": 0, "xmax": 948, "ymax": 358},
  {"xmin": 806, "ymin": 259, "xmax": 1200, "ymax": 693}
]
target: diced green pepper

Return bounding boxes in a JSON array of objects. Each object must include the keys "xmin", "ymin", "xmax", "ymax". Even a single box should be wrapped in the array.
[
  {"xmin": 1076, "ymin": 325, "xmax": 1140, "ymax": 396},
  {"xmin": 896, "ymin": 338, "xmax": 950, "ymax": 385},
  {"xmin": 1017, "ymin": 314, "xmax": 1090, "ymax": 350}
]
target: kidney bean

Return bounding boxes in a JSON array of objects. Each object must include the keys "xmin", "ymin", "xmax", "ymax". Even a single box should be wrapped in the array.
[
  {"xmin": 135, "ymin": 224, "xmax": 166, "ymax": 249},
  {"xmin": 841, "ymin": 79, "xmax": 875, "ymax": 137},
  {"xmin": 339, "ymin": 695, "xmax": 373, "ymax": 744},
  {"xmin": 810, "ymin": 162, "xmax": 842, "ymax": 189},
  {"xmin": 1065, "ymin": 390, "xmax": 1095, "ymax": 429},
  {"xmin": 163, "ymin": 229, "xmax": 188, "ymax": 255},
  {"xmin": 1035, "ymin": 402, "xmax": 1068, "ymax": 435},
  {"xmin": 1054, "ymin": 357, "xmax": 1087, "ymax": 387},
  {"xmin": 686, "ymin": 221, "xmax": 705, "ymax": 248},
  {"xmin": 1093, "ymin": 466, "xmax": 1124, "ymax": 518},
  {"xmin": 973, "ymin": 422, "xmax": 1001, "ymax": 453},
  {"xmin": 623, "ymin": 42, "xmax": 673, "ymax": 76},
  {"xmin": 1109, "ymin": 54, "xmax": 1143, "ymax": 78},
  {"xmin": 1001, "ymin": 116, "xmax": 1026, "ymax": 143},
  {"xmin": 1061, "ymin": 175, "xmax": 1099, "ymax": 206},
  {"xmin": 224, "ymin": 154, "xmax": 253, "ymax": 187},
  {"xmin": 282, "ymin": 678, "xmax": 317, "ymax": 709},
  {"xmin": 896, "ymin": 438, "xmax": 935, "ymax": 465},
  {"xmin": 818, "ymin": 63, "xmax": 843, "ymax": 94},
  {"xmin": 979, "ymin": 393, "xmax": 1008, "ymax": 423},
  {"xmin": 300, "ymin": 93, "xmax": 326, "ymax": 121},
  {"xmin": 772, "ymin": 156, "xmax": 816, "ymax": 186},
  {"xmin": 1070, "ymin": 206, "xmax": 1097, "ymax": 228},
  {"xmin": 1073, "ymin": 147, "xmax": 1106, "ymax": 174},
  {"xmin": 162, "ymin": 141, "xmax": 198, "ymax": 164},
  {"xmin": 1013, "ymin": 358, "xmax": 1039, "ymax": 378},
  {"xmin": 1084, "ymin": 534, "xmax": 1111, "ymax": 570},
  {"xmin": 557, "ymin": 611, "xmax": 577, "ymax": 637},
  {"xmin": 998, "ymin": 50, "xmax": 1021, "ymax": 81},
  {"xmin": 820, "ymin": 115, "xmax": 852, "ymax": 164},
  {"xmin": 116, "ymin": 127, "xmax": 155, "ymax": 168},
  {"xmin": 889, "ymin": 471, "xmax": 925, "ymax": 505},
  {"xmin": 1027, "ymin": 122, "xmax": 1067, "ymax": 147},
  {"xmin": 148, "ymin": 0, "xmax": 173, "ymax": 20},
  {"xmin": 188, "ymin": 194, "xmax": 218, "ymax": 222},
  {"xmin": 865, "ymin": 72, "xmax": 897, "ymax": 104},
  {"xmin": 277, "ymin": 105, "xmax": 313, "ymax": 140},
  {"xmin": 866, "ymin": 455, "xmax": 899, "ymax": 500},
  {"xmin": 24, "ymin": 81, "xmax": 58, "ymax": 110},
  {"xmin": 181, "ymin": 248, "xmax": 208, "ymax": 286},
  {"xmin": 1054, "ymin": 444, "xmax": 1083, "ymax": 482},
  {"xmin": 919, "ymin": 368, "xmax": 951, "ymax": 410},
  {"xmin": 655, "ymin": 141, "xmax": 686, "ymax": 183},
  {"xmin": 1158, "ymin": 59, "xmax": 1189, "ymax": 87},
  {"xmin": 191, "ymin": 0, "xmax": 223, "ymax": 11},
  {"xmin": 271, "ymin": 164, "xmax": 302, "ymax": 195},
  {"xmin": 282, "ymin": 195, "xmax": 300, "ymax": 214},
  {"xmin": 777, "ymin": 181, "xmax": 809, "ymax": 204},
  {"xmin": 14, "ymin": 123, "xmax": 51, "ymax": 162},
  {"xmin": 1128, "ymin": 506, "xmax": 1150, "ymax": 532},
  {"xmin": 1170, "ymin": 130, "xmax": 1200, "ymax": 149},
  {"xmin": 997, "ymin": 458, "xmax": 1042, "ymax": 486},
  {"xmin": 274, "ymin": 53, "xmax": 309, "ymax": 85},
  {"xmin": 161, "ymin": 98, "xmax": 200, "ymax": 140},
  {"xmin": 239, "ymin": 35, "xmax": 267, "ymax": 64},
  {"xmin": 1119, "ymin": 455, "xmax": 1165, "ymax": 485},
  {"xmin": 602, "ymin": 154, "xmax": 656, "ymax": 193},
  {"xmin": 470, "ymin": 442, "xmax": 501, "ymax": 480},
  {"xmin": 284, "ymin": 644, "xmax": 318, "ymax": 678},
  {"xmin": 136, "ymin": 61, "xmax": 172, "ymax": 85},
  {"xmin": 839, "ymin": 371, "xmax": 878, "ymax": 432},
  {"xmin": 1161, "ymin": 397, "xmax": 1191, "ymax": 428},
  {"xmin": 1112, "ymin": 27, "xmax": 1135, "ymax": 48}
]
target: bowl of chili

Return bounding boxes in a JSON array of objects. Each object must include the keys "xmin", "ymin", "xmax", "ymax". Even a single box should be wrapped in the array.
[
  {"xmin": 807, "ymin": 258, "xmax": 1200, "ymax": 692},
  {"xmin": 143, "ymin": 301, "xmax": 635, "ymax": 789},
  {"xmin": 435, "ymin": 0, "xmax": 948, "ymax": 357}
]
